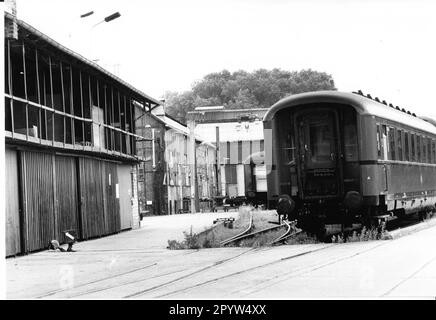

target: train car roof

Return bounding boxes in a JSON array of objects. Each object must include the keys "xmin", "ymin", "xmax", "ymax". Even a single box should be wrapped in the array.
[{"xmin": 263, "ymin": 91, "xmax": 436, "ymax": 135}]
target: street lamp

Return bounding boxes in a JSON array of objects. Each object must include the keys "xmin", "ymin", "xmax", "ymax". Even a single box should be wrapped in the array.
[
  {"xmin": 92, "ymin": 11, "xmax": 121, "ymax": 28},
  {"xmin": 80, "ymin": 11, "xmax": 94, "ymax": 18}
]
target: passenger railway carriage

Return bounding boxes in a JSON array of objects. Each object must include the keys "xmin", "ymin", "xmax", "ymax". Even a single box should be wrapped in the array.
[{"xmin": 263, "ymin": 91, "xmax": 436, "ymax": 232}]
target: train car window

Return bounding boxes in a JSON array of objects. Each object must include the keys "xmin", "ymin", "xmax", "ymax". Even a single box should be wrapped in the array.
[
  {"xmin": 381, "ymin": 125, "xmax": 388, "ymax": 160},
  {"xmin": 343, "ymin": 111, "xmax": 358, "ymax": 161},
  {"xmin": 388, "ymin": 127, "xmax": 396, "ymax": 160},
  {"xmin": 397, "ymin": 129, "xmax": 403, "ymax": 161},
  {"xmin": 376, "ymin": 124, "xmax": 382, "ymax": 159},
  {"xmin": 411, "ymin": 133, "xmax": 416, "ymax": 162},
  {"xmin": 404, "ymin": 132, "xmax": 410, "ymax": 161},
  {"xmin": 422, "ymin": 136, "xmax": 427, "ymax": 163},
  {"xmin": 432, "ymin": 140, "xmax": 436, "ymax": 164},
  {"xmin": 417, "ymin": 135, "xmax": 421, "ymax": 162},
  {"xmin": 427, "ymin": 138, "xmax": 431, "ymax": 163}
]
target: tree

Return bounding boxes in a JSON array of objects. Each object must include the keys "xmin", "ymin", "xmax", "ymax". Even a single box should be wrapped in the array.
[{"xmin": 164, "ymin": 68, "xmax": 336, "ymax": 123}]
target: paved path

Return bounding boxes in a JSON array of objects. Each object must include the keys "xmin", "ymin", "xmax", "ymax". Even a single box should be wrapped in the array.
[{"xmin": 6, "ymin": 211, "xmax": 436, "ymax": 299}]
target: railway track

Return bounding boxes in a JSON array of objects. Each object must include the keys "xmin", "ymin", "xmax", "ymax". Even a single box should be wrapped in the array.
[
  {"xmin": 219, "ymin": 211, "xmax": 254, "ymax": 246},
  {"xmin": 37, "ymin": 247, "xmax": 257, "ymax": 299},
  {"xmin": 36, "ymin": 211, "xmax": 429, "ymax": 299},
  {"xmin": 155, "ymin": 239, "xmax": 395, "ymax": 299},
  {"xmin": 220, "ymin": 215, "xmax": 301, "ymax": 247},
  {"xmin": 153, "ymin": 243, "xmax": 336, "ymax": 298},
  {"xmin": 270, "ymin": 220, "xmax": 302, "ymax": 245}
]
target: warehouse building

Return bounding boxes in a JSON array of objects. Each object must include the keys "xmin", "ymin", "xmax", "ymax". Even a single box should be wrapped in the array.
[
  {"xmin": 151, "ymin": 105, "xmax": 217, "ymax": 214},
  {"xmin": 187, "ymin": 108, "xmax": 269, "ymax": 205},
  {"xmin": 4, "ymin": 12, "xmax": 162, "ymax": 256}
]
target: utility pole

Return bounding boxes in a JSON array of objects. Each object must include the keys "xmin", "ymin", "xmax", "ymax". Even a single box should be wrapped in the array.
[
  {"xmin": 216, "ymin": 126, "xmax": 221, "ymax": 196},
  {"xmin": 187, "ymin": 119, "xmax": 199, "ymax": 213}
]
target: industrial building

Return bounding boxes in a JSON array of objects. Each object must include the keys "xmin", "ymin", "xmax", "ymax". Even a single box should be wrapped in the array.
[
  {"xmin": 187, "ymin": 108, "xmax": 269, "ymax": 205},
  {"xmin": 4, "ymin": 11, "xmax": 162, "ymax": 255},
  {"xmin": 151, "ymin": 105, "xmax": 217, "ymax": 214}
]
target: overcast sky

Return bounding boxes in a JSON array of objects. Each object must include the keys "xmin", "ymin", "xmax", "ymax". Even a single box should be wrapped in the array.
[{"xmin": 13, "ymin": 0, "xmax": 436, "ymax": 118}]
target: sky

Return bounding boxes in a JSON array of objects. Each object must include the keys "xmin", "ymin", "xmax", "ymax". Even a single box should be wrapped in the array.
[{"xmin": 12, "ymin": 0, "xmax": 436, "ymax": 119}]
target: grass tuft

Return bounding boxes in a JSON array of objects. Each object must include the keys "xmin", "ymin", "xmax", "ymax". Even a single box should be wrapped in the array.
[{"xmin": 331, "ymin": 225, "xmax": 391, "ymax": 243}]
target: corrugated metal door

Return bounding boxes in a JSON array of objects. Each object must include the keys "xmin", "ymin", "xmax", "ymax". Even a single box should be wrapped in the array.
[
  {"xmin": 54, "ymin": 156, "xmax": 79, "ymax": 241},
  {"xmin": 20, "ymin": 151, "xmax": 55, "ymax": 252},
  {"xmin": 78, "ymin": 158, "xmax": 106, "ymax": 239},
  {"xmin": 5, "ymin": 147, "xmax": 21, "ymax": 256}
]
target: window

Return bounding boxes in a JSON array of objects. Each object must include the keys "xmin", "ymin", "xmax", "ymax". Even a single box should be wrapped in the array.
[
  {"xmin": 5, "ymin": 40, "xmax": 10, "ymax": 95},
  {"xmin": 24, "ymin": 46, "xmax": 38, "ymax": 103},
  {"xmin": 381, "ymin": 125, "xmax": 387, "ymax": 160},
  {"xmin": 37, "ymin": 52, "xmax": 52, "ymax": 108},
  {"xmin": 54, "ymin": 113, "xmax": 64, "ymax": 143},
  {"xmin": 404, "ymin": 132, "xmax": 410, "ymax": 161},
  {"xmin": 13, "ymin": 100, "xmax": 27, "ymax": 136},
  {"xmin": 427, "ymin": 138, "xmax": 431, "ymax": 163},
  {"xmin": 343, "ymin": 110, "xmax": 358, "ymax": 161},
  {"xmin": 81, "ymin": 72, "xmax": 91, "ymax": 119},
  {"xmin": 71, "ymin": 67, "xmax": 82, "ymax": 117},
  {"xmin": 51, "ymin": 59, "xmax": 63, "ymax": 111},
  {"xmin": 10, "ymin": 41, "xmax": 26, "ymax": 99},
  {"xmin": 422, "ymin": 136, "xmax": 427, "ymax": 163},
  {"xmin": 417, "ymin": 135, "xmax": 421, "ymax": 162},
  {"xmin": 90, "ymin": 76, "xmax": 98, "ymax": 108},
  {"xmin": 388, "ymin": 127, "xmax": 396, "ymax": 160},
  {"xmin": 62, "ymin": 63, "xmax": 71, "ymax": 114},
  {"xmin": 432, "ymin": 140, "xmax": 436, "ymax": 164},
  {"xmin": 397, "ymin": 129, "xmax": 403, "ymax": 161},
  {"xmin": 5, "ymin": 97, "xmax": 12, "ymax": 132},
  {"xmin": 376, "ymin": 125, "xmax": 381, "ymax": 159},
  {"xmin": 411, "ymin": 133, "xmax": 416, "ymax": 162}
]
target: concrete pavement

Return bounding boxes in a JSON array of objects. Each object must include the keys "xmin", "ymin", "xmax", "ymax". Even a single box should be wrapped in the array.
[{"xmin": 6, "ymin": 211, "xmax": 436, "ymax": 299}]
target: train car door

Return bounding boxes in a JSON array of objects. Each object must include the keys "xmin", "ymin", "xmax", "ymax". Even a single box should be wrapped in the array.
[{"xmin": 295, "ymin": 110, "xmax": 342, "ymax": 198}]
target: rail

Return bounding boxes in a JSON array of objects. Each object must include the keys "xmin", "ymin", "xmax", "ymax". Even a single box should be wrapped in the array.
[
  {"xmin": 269, "ymin": 220, "xmax": 302, "ymax": 245},
  {"xmin": 220, "ymin": 211, "xmax": 254, "ymax": 246}
]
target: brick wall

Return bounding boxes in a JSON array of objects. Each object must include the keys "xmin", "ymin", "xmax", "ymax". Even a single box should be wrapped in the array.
[{"xmin": 135, "ymin": 107, "xmax": 167, "ymax": 215}]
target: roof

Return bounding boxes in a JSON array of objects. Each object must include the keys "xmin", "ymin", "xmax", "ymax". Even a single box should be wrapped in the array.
[
  {"xmin": 5, "ymin": 11, "xmax": 161, "ymax": 107},
  {"xmin": 194, "ymin": 121, "xmax": 264, "ymax": 143},
  {"xmin": 263, "ymin": 91, "xmax": 436, "ymax": 135},
  {"xmin": 187, "ymin": 107, "xmax": 268, "ymax": 123}
]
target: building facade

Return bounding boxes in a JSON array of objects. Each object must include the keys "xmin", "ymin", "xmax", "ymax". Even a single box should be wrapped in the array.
[
  {"xmin": 187, "ymin": 108, "xmax": 268, "ymax": 204},
  {"xmin": 4, "ymin": 12, "xmax": 161, "ymax": 256},
  {"xmin": 151, "ymin": 107, "xmax": 217, "ymax": 214},
  {"xmin": 135, "ymin": 106, "xmax": 167, "ymax": 216}
]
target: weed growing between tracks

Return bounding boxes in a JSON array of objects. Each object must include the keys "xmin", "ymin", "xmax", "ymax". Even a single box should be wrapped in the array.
[
  {"xmin": 331, "ymin": 226, "xmax": 391, "ymax": 243},
  {"xmin": 167, "ymin": 208, "xmax": 319, "ymax": 249},
  {"xmin": 167, "ymin": 207, "xmax": 252, "ymax": 249}
]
